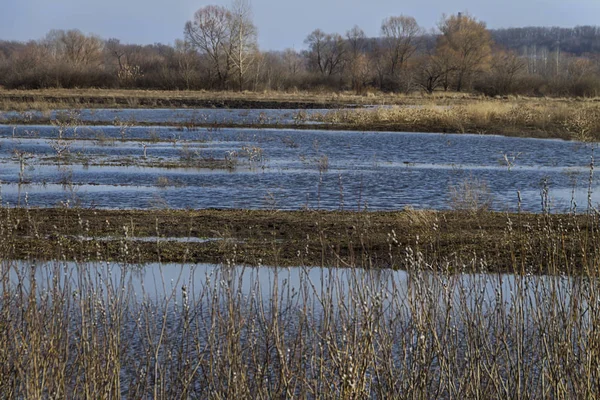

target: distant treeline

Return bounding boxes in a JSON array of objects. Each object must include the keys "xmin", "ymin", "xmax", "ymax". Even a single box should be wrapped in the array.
[
  {"xmin": 0, "ymin": 4, "xmax": 599, "ymax": 97},
  {"xmin": 492, "ymin": 26, "xmax": 600, "ymax": 56}
]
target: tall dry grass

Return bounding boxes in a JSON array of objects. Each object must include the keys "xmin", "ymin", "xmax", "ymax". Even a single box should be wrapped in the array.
[
  {"xmin": 315, "ymin": 101, "xmax": 600, "ymax": 140},
  {"xmin": 0, "ymin": 201, "xmax": 600, "ymax": 397}
]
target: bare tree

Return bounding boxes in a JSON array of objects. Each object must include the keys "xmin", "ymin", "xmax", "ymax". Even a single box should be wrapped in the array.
[
  {"xmin": 106, "ymin": 39, "xmax": 126, "ymax": 71},
  {"xmin": 175, "ymin": 39, "xmax": 199, "ymax": 89},
  {"xmin": 488, "ymin": 50, "xmax": 526, "ymax": 95},
  {"xmin": 304, "ymin": 29, "xmax": 346, "ymax": 77},
  {"xmin": 283, "ymin": 48, "xmax": 303, "ymax": 78},
  {"xmin": 185, "ymin": 5, "xmax": 233, "ymax": 89},
  {"xmin": 380, "ymin": 16, "xmax": 422, "ymax": 86},
  {"xmin": 414, "ymin": 53, "xmax": 444, "ymax": 94},
  {"xmin": 225, "ymin": 0, "xmax": 258, "ymax": 91},
  {"xmin": 346, "ymin": 25, "xmax": 368, "ymax": 92},
  {"xmin": 43, "ymin": 30, "xmax": 103, "ymax": 68},
  {"xmin": 185, "ymin": 1, "xmax": 258, "ymax": 91}
]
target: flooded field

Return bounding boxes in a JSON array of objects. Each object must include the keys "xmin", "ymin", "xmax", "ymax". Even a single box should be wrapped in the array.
[
  {"xmin": 0, "ymin": 110, "xmax": 598, "ymax": 211},
  {"xmin": 1, "ymin": 259, "xmax": 592, "ymax": 397},
  {"xmin": 2, "ymin": 107, "xmax": 599, "ymax": 398},
  {"xmin": 7, "ymin": 260, "xmax": 575, "ymax": 310}
]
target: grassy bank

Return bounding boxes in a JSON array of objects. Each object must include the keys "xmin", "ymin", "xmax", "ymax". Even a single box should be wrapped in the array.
[
  {"xmin": 1, "ymin": 207, "xmax": 599, "ymax": 274},
  {"xmin": 314, "ymin": 100, "xmax": 600, "ymax": 140},
  {"xmin": 0, "ymin": 88, "xmax": 385, "ymax": 111}
]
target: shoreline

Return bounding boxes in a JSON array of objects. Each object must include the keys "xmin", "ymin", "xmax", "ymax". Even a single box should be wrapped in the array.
[{"xmin": 0, "ymin": 119, "xmax": 576, "ymax": 141}]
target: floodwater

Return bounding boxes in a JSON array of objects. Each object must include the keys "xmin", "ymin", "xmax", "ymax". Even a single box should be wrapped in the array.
[
  {"xmin": 2, "ymin": 261, "xmax": 577, "ymax": 313},
  {"xmin": 0, "ymin": 109, "xmax": 598, "ymax": 212}
]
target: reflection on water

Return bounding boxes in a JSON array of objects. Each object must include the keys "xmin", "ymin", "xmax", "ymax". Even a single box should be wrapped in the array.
[{"xmin": 3, "ymin": 261, "xmax": 578, "ymax": 314}]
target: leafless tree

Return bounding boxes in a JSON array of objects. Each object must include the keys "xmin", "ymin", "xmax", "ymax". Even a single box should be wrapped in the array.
[
  {"xmin": 304, "ymin": 29, "xmax": 346, "ymax": 77},
  {"xmin": 225, "ymin": 0, "xmax": 258, "ymax": 91},
  {"xmin": 283, "ymin": 48, "xmax": 303, "ymax": 78},
  {"xmin": 414, "ymin": 52, "xmax": 445, "ymax": 94},
  {"xmin": 346, "ymin": 25, "xmax": 368, "ymax": 92},
  {"xmin": 380, "ymin": 16, "xmax": 422, "ymax": 82},
  {"xmin": 185, "ymin": 5, "xmax": 233, "ymax": 89},
  {"xmin": 488, "ymin": 50, "xmax": 526, "ymax": 95},
  {"xmin": 175, "ymin": 39, "xmax": 199, "ymax": 89},
  {"xmin": 44, "ymin": 29, "xmax": 104, "ymax": 68}
]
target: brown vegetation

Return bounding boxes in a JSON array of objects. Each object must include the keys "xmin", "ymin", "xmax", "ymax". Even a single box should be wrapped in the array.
[
  {"xmin": 314, "ymin": 99, "xmax": 600, "ymax": 140},
  {"xmin": 1, "ymin": 10, "xmax": 599, "ymax": 97},
  {"xmin": 1, "ymin": 207, "xmax": 599, "ymax": 274},
  {"xmin": 1, "ymin": 206, "xmax": 600, "ymax": 397}
]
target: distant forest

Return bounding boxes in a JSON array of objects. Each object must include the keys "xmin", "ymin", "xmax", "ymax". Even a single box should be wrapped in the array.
[
  {"xmin": 1, "ymin": 3, "xmax": 599, "ymax": 97},
  {"xmin": 491, "ymin": 26, "xmax": 600, "ymax": 56}
]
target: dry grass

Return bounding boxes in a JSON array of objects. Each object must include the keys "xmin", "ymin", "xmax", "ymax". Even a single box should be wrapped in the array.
[
  {"xmin": 2, "ymin": 87, "xmax": 599, "ymax": 111},
  {"xmin": 3, "ymin": 89, "xmax": 600, "ymax": 140},
  {"xmin": 2, "ymin": 205, "xmax": 600, "ymax": 397},
  {"xmin": 314, "ymin": 100, "xmax": 600, "ymax": 140}
]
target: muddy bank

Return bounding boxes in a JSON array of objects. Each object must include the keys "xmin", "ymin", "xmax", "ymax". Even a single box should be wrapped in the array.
[{"xmin": 2, "ymin": 208, "xmax": 598, "ymax": 273}]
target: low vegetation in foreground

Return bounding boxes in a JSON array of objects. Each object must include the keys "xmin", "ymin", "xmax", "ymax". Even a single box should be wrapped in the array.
[{"xmin": 1, "ymin": 206, "xmax": 600, "ymax": 397}]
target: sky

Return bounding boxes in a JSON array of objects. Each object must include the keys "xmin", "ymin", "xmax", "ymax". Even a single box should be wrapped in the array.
[{"xmin": 1, "ymin": 0, "xmax": 599, "ymax": 51}]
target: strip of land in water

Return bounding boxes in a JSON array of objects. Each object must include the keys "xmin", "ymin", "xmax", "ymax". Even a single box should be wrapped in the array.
[
  {"xmin": 2, "ymin": 89, "xmax": 599, "ymax": 140},
  {"xmin": 2, "ymin": 207, "xmax": 598, "ymax": 274}
]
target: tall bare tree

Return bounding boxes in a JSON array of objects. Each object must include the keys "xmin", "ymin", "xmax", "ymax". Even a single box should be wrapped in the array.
[
  {"xmin": 304, "ymin": 29, "xmax": 346, "ymax": 77},
  {"xmin": 282, "ymin": 48, "xmax": 303, "ymax": 78},
  {"xmin": 380, "ymin": 16, "xmax": 422, "ymax": 85},
  {"xmin": 346, "ymin": 25, "xmax": 368, "ymax": 92},
  {"xmin": 225, "ymin": 0, "xmax": 258, "ymax": 91},
  {"xmin": 185, "ymin": 1, "xmax": 257, "ymax": 90},
  {"xmin": 185, "ymin": 5, "xmax": 233, "ymax": 89},
  {"xmin": 43, "ymin": 29, "xmax": 104, "ymax": 68},
  {"xmin": 175, "ymin": 39, "xmax": 199, "ymax": 89}
]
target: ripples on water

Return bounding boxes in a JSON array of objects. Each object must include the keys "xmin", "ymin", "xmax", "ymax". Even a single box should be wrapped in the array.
[{"xmin": 0, "ymin": 119, "xmax": 597, "ymax": 211}]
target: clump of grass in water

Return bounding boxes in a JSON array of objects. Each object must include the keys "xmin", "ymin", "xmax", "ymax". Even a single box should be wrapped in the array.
[
  {"xmin": 448, "ymin": 176, "xmax": 493, "ymax": 213},
  {"xmin": 314, "ymin": 101, "xmax": 600, "ymax": 139}
]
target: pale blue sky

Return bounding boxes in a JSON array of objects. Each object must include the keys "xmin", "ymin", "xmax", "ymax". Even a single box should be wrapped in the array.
[{"xmin": 1, "ymin": 0, "xmax": 599, "ymax": 50}]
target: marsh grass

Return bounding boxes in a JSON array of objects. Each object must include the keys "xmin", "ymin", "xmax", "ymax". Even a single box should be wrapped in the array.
[
  {"xmin": 4, "ymin": 93, "xmax": 600, "ymax": 140},
  {"xmin": 448, "ymin": 177, "xmax": 494, "ymax": 212},
  {"xmin": 2, "ymin": 217, "xmax": 600, "ymax": 398},
  {"xmin": 315, "ymin": 101, "xmax": 600, "ymax": 140}
]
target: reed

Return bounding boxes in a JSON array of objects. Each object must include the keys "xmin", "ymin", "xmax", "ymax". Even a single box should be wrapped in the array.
[{"xmin": 0, "ymin": 201, "xmax": 599, "ymax": 397}]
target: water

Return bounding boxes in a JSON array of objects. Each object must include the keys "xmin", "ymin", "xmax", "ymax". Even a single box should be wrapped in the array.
[
  {"xmin": 0, "ymin": 119, "xmax": 598, "ymax": 212},
  {"xmin": 0, "ymin": 260, "xmax": 588, "ymax": 396},
  {"xmin": 2, "ymin": 260, "xmax": 576, "ymax": 311}
]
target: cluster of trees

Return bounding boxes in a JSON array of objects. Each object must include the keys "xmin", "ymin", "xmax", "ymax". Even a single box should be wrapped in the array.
[{"xmin": 1, "ymin": 4, "xmax": 600, "ymax": 97}]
